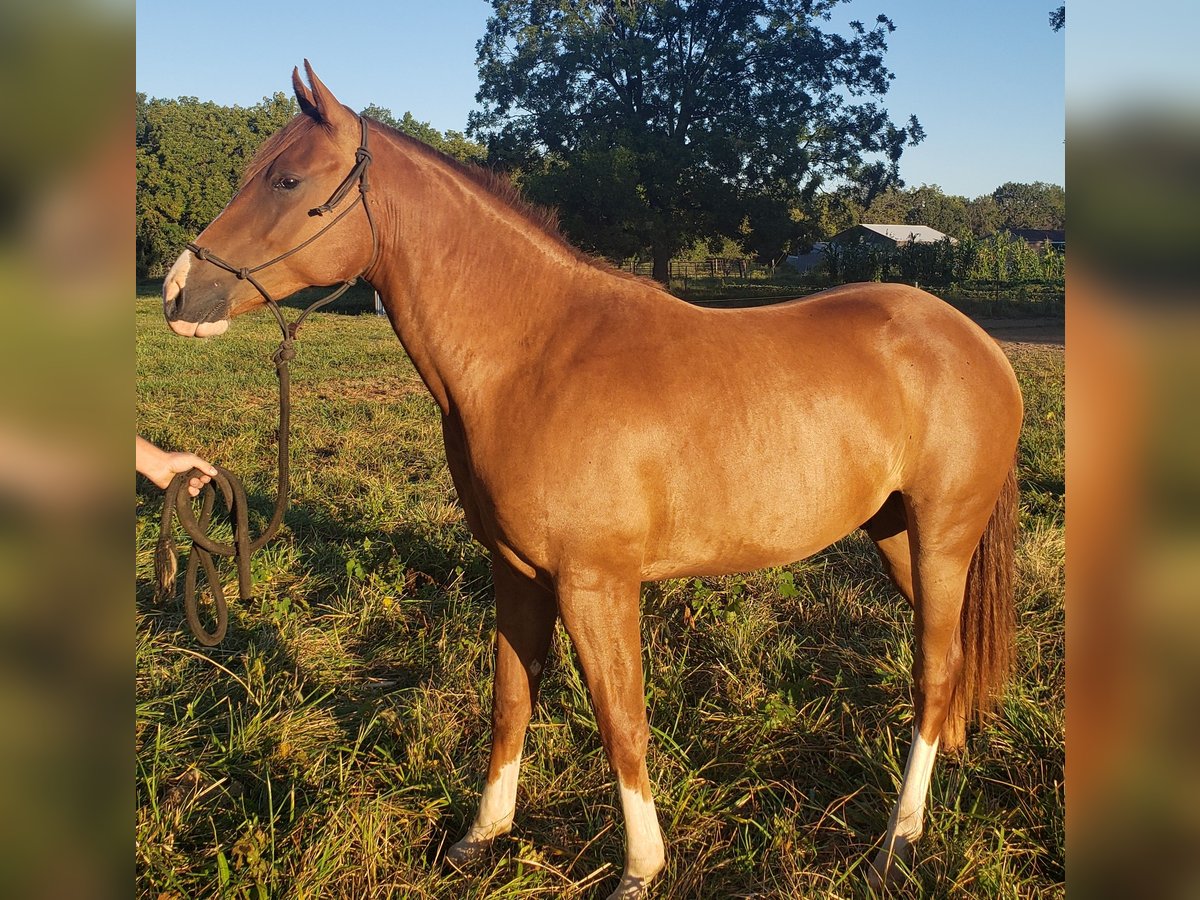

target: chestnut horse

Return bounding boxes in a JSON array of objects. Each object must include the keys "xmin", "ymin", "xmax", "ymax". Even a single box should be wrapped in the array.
[{"xmin": 163, "ymin": 63, "xmax": 1023, "ymax": 897}]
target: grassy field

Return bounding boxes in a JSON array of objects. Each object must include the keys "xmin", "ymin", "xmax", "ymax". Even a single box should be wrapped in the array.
[{"xmin": 135, "ymin": 293, "xmax": 1064, "ymax": 899}]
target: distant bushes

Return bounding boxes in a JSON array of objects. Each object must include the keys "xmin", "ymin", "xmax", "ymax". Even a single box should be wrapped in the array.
[{"xmin": 823, "ymin": 232, "xmax": 1064, "ymax": 289}]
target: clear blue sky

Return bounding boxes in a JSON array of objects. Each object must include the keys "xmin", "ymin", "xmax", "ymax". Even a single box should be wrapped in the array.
[
  {"xmin": 1068, "ymin": 0, "xmax": 1198, "ymax": 116},
  {"xmin": 136, "ymin": 0, "xmax": 1064, "ymax": 199}
]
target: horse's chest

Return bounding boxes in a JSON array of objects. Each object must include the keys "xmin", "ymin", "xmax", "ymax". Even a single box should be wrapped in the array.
[{"xmin": 440, "ymin": 417, "xmax": 552, "ymax": 550}]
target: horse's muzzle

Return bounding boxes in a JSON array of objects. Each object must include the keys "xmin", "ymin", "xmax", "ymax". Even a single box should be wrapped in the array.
[
  {"xmin": 162, "ymin": 250, "xmax": 231, "ymax": 337},
  {"xmin": 166, "ymin": 314, "xmax": 230, "ymax": 338}
]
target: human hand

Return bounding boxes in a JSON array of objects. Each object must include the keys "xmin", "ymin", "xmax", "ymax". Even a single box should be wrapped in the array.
[
  {"xmin": 161, "ymin": 451, "xmax": 218, "ymax": 497},
  {"xmin": 136, "ymin": 437, "xmax": 218, "ymax": 497}
]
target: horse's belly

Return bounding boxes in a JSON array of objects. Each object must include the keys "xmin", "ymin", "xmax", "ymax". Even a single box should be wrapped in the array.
[
  {"xmin": 637, "ymin": 449, "xmax": 896, "ymax": 581},
  {"xmin": 639, "ymin": 527, "xmax": 848, "ymax": 581}
]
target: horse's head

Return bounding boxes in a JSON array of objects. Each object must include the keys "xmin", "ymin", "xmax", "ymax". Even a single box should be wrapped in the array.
[{"xmin": 162, "ymin": 61, "xmax": 375, "ymax": 337}]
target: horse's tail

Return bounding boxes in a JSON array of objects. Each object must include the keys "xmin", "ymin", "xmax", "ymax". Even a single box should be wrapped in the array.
[{"xmin": 942, "ymin": 461, "xmax": 1019, "ymax": 749}]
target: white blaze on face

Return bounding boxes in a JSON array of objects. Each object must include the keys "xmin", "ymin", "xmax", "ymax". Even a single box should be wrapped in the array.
[
  {"xmin": 163, "ymin": 250, "xmax": 190, "ymax": 309},
  {"xmin": 162, "ymin": 249, "xmax": 230, "ymax": 338}
]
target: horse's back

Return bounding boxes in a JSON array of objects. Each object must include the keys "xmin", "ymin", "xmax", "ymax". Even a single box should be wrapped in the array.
[
  {"xmin": 774, "ymin": 282, "xmax": 1024, "ymax": 515},
  {"xmin": 742, "ymin": 282, "xmax": 1008, "ymax": 361},
  {"xmin": 638, "ymin": 282, "xmax": 1022, "ymax": 572},
  {"xmin": 738, "ymin": 282, "xmax": 1022, "ymax": 431}
]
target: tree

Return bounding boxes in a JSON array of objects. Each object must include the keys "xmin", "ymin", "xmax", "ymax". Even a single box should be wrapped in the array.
[
  {"xmin": 822, "ymin": 182, "xmax": 1063, "ymax": 242},
  {"xmin": 806, "ymin": 186, "xmax": 865, "ymax": 243},
  {"xmin": 991, "ymin": 181, "xmax": 1065, "ymax": 231},
  {"xmin": 1049, "ymin": 5, "xmax": 1065, "ymax": 31},
  {"xmin": 360, "ymin": 105, "xmax": 488, "ymax": 164},
  {"xmin": 858, "ymin": 187, "xmax": 910, "ymax": 227},
  {"xmin": 524, "ymin": 147, "xmax": 656, "ymax": 260},
  {"xmin": 964, "ymin": 193, "xmax": 1000, "ymax": 237},
  {"xmin": 471, "ymin": 0, "xmax": 923, "ymax": 282},
  {"xmin": 136, "ymin": 92, "xmax": 297, "ymax": 277},
  {"xmin": 905, "ymin": 185, "xmax": 970, "ymax": 238}
]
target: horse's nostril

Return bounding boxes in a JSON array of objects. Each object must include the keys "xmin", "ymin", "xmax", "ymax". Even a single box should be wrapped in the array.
[{"xmin": 165, "ymin": 290, "xmax": 183, "ymax": 320}]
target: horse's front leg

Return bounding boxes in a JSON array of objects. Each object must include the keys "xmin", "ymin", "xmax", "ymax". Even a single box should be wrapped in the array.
[
  {"xmin": 557, "ymin": 568, "xmax": 665, "ymax": 899},
  {"xmin": 447, "ymin": 559, "xmax": 557, "ymax": 864}
]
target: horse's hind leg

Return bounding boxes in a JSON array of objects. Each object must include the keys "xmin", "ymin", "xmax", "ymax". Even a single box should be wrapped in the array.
[
  {"xmin": 865, "ymin": 492, "xmax": 915, "ymax": 604},
  {"xmin": 448, "ymin": 559, "xmax": 557, "ymax": 865},
  {"xmin": 866, "ymin": 492, "xmax": 969, "ymax": 749},
  {"xmin": 868, "ymin": 494, "xmax": 996, "ymax": 889}
]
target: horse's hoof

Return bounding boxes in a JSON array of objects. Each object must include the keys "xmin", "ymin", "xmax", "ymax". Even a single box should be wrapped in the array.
[
  {"xmin": 867, "ymin": 837, "xmax": 912, "ymax": 892},
  {"xmin": 445, "ymin": 835, "xmax": 492, "ymax": 870},
  {"xmin": 605, "ymin": 873, "xmax": 652, "ymax": 899}
]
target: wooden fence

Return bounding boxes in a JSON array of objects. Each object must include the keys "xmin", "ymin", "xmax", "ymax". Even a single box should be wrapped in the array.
[{"xmin": 624, "ymin": 257, "xmax": 778, "ymax": 282}]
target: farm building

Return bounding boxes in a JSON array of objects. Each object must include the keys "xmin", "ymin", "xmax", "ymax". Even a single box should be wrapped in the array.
[
  {"xmin": 785, "ymin": 224, "xmax": 959, "ymax": 274},
  {"xmin": 784, "ymin": 241, "xmax": 827, "ymax": 273},
  {"xmin": 1004, "ymin": 228, "xmax": 1065, "ymax": 251},
  {"xmin": 829, "ymin": 223, "xmax": 957, "ymax": 247}
]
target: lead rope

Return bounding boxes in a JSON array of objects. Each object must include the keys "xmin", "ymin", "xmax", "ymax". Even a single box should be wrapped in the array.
[
  {"xmin": 154, "ymin": 116, "xmax": 377, "ymax": 646},
  {"xmin": 154, "ymin": 333, "xmax": 293, "ymax": 644}
]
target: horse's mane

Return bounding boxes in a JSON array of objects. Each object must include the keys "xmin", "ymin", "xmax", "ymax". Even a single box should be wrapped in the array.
[{"xmin": 364, "ymin": 116, "xmax": 652, "ymax": 285}]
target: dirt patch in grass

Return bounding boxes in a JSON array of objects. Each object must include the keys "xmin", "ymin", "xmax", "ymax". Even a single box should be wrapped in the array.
[{"xmin": 975, "ymin": 316, "xmax": 1064, "ymax": 347}]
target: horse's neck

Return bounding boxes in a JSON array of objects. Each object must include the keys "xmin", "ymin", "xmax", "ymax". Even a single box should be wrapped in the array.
[{"xmin": 367, "ymin": 138, "xmax": 600, "ymax": 415}]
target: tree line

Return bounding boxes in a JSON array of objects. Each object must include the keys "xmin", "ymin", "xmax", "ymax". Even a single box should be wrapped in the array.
[
  {"xmin": 809, "ymin": 180, "xmax": 1064, "ymax": 248},
  {"xmin": 137, "ymin": 1, "xmax": 1062, "ymax": 283},
  {"xmin": 136, "ymin": 89, "xmax": 1061, "ymax": 281}
]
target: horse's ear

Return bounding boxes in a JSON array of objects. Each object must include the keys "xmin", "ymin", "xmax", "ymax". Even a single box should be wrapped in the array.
[
  {"xmin": 302, "ymin": 59, "xmax": 356, "ymax": 132},
  {"xmin": 293, "ymin": 66, "xmax": 318, "ymax": 118}
]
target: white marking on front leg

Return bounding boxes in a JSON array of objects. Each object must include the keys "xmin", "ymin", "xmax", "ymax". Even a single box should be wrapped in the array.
[
  {"xmin": 472, "ymin": 754, "xmax": 521, "ymax": 839},
  {"xmin": 871, "ymin": 726, "xmax": 940, "ymax": 886},
  {"xmin": 447, "ymin": 754, "xmax": 523, "ymax": 867},
  {"xmin": 607, "ymin": 782, "xmax": 664, "ymax": 899}
]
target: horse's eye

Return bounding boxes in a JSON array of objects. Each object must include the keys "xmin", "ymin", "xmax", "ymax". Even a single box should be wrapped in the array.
[{"xmin": 274, "ymin": 176, "xmax": 301, "ymax": 191}]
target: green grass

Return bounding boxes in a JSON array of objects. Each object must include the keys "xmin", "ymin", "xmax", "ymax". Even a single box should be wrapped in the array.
[{"xmin": 136, "ymin": 296, "xmax": 1064, "ymax": 898}]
